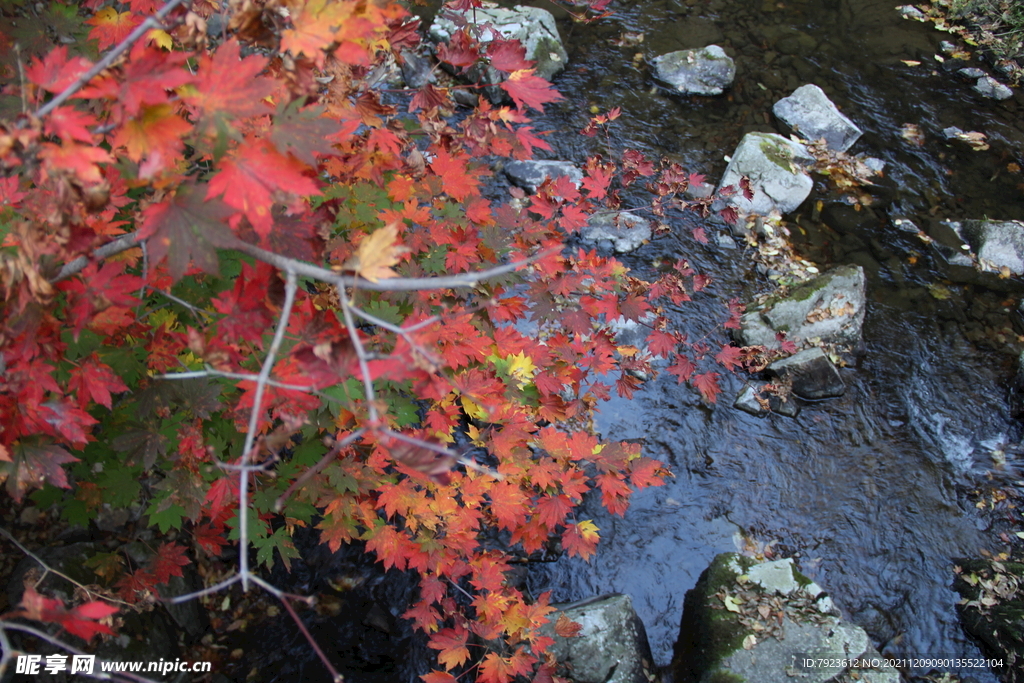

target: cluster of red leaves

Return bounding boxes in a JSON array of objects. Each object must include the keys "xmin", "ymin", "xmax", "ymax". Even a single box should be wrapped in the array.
[
  {"xmin": 0, "ymin": 0, "xmax": 752, "ymax": 680},
  {"xmin": 11, "ymin": 586, "xmax": 119, "ymax": 642}
]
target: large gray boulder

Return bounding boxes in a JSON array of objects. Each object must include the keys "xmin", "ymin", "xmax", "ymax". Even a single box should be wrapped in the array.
[
  {"xmin": 504, "ymin": 160, "xmax": 582, "ymax": 193},
  {"xmin": 581, "ymin": 211, "xmax": 652, "ymax": 253},
  {"xmin": 538, "ymin": 594, "xmax": 656, "ymax": 683},
  {"xmin": 973, "ymin": 75, "xmax": 1013, "ymax": 100},
  {"xmin": 672, "ymin": 553, "xmax": 898, "ymax": 683},
  {"xmin": 737, "ymin": 265, "xmax": 866, "ymax": 349},
  {"xmin": 772, "ymin": 84, "xmax": 862, "ymax": 152},
  {"xmin": 429, "ymin": 4, "xmax": 567, "ymax": 82},
  {"xmin": 651, "ymin": 45, "xmax": 736, "ymax": 96},
  {"xmin": 716, "ymin": 132, "xmax": 814, "ymax": 218}
]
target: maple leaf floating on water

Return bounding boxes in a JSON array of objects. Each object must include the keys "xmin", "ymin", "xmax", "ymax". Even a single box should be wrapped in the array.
[{"xmin": 343, "ymin": 223, "xmax": 408, "ymax": 282}]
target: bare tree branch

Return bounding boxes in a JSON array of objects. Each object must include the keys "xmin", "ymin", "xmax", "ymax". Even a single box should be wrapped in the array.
[
  {"xmin": 36, "ymin": 0, "xmax": 190, "ymax": 120},
  {"xmin": 237, "ymin": 270, "xmax": 298, "ymax": 590},
  {"xmin": 273, "ymin": 429, "xmax": 366, "ymax": 512},
  {"xmin": 52, "ymin": 233, "xmax": 141, "ymax": 283}
]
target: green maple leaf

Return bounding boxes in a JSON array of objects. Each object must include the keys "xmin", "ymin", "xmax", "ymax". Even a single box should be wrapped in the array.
[{"xmin": 138, "ymin": 182, "xmax": 236, "ymax": 281}]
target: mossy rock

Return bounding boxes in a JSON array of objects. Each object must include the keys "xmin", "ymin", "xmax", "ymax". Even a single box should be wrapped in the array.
[{"xmin": 953, "ymin": 557, "xmax": 1024, "ymax": 682}]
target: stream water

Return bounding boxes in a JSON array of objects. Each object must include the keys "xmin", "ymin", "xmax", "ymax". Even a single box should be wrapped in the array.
[
  {"xmin": 524, "ymin": 0, "xmax": 1024, "ymax": 680},
  {"xmin": 251, "ymin": 1, "xmax": 1024, "ymax": 681}
]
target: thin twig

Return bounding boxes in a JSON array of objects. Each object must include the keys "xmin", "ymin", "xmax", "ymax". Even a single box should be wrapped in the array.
[
  {"xmin": 36, "ymin": 0, "xmax": 190, "ymax": 119},
  {"xmin": 248, "ymin": 576, "xmax": 343, "ymax": 683},
  {"xmin": 238, "ymin": 270, "xmax": 298, "ymax": 591},
  {"xmin": 164, "ymin": 574, "xmax": 242, "ymax": 605},
  {"xmin": 0, "ymin": 527, "xmax": 134, "ymax": 608},
  {"xmin": 154, "ymin": 368, "xmax": 315, "ymax": 394},
  {"xmin": 337, "ymin": 286, "xmax": 380, "ymax": 425},
  {"xmin": 273, "ymin": 429, "xmax": 365, "ymax": 512}
]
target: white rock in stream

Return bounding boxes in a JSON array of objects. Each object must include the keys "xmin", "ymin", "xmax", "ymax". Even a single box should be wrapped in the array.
[
  {"xmin": 772, "ymin": 84, "xmax": 863, "ymax": 152},
  {"xmin": 716, "ymin": 132, "xmax": 814, "ymax": 218},
  {"xmin": 428, "ymin": 4, "xmax": 567, "ymax": 81}
]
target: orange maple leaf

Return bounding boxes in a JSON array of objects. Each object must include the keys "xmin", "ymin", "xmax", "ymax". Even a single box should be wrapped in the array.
[{"xmin": 86, "ymin": 7, "xmax": 142, "ymax": 50}]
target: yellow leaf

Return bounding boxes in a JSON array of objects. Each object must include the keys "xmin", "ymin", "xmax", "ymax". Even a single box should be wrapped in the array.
[
  {"xmin": 577, "ymin": 519, "xmax": 600, "ymax": 541},
  {"xmin": 148, "ymin": 28, "xmax": 173, "ymax": 50},
  {"xmin": 723, "ymin": 594, "xmax": 742, "ymax": 612},
  {"xmin": 345, "ymin": 223, "xmax": 407, "ymax": 282},
  {"xmin": 460, "ymin": 395, "xmax": 488, "ymax": 421},
  {"xmin": 506, "ymin": 351, "xmax": 538, "ymax": 385}
]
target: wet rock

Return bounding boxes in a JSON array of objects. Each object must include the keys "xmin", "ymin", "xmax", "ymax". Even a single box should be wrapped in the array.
[
  {"xmin": 957, "ymin": 219, "xmax": 1024, "ymax": 274},
  {"xmin": 715, "ymin": 132, "xmax": 814, "ymax": 219},
  {"xmin": 943, "ymin": 125, "xmax": 967, "ymax": 139},
  {"xmin": 672, "ymin": 553, "xmax": 898, "ymax": 683},
  {"xmin": 772, "ymin": 84, "xmax": 862, "ymax": 152},
  {"xmin": 504, "ymin": 160, "xmax": 582, "ymax": 193},
  {"xmin": 581, "ymin": 211, "xmax": 652, "ymax": 253},
  {"xmin": 768, "ymin": 347, "xmax": 845, "ymax": 399},
  {"xmin": 958, "ymin": 67, "xmax": 987, "ymax": 79},
  {"xmin": 733, "ymin": 385, "xmax": 801, "ymax": 418},
  {"xmin": 897, "ymin": 5, "xmax": 926, "ymax": 20},
  {"xmin": 953, "ymin": 558, "xmax": 1024, "ymax": 676},
  {"xmin": 737, "ymin": 265, "xmax": 867, "ymax": 349},
  {"xmin": 538, "ymin": 594, "xmax": 656, "ymax": 683},
  {"xmin": 429, "ymin": 4, "xmax": 567, "ymax": 102},
  {"xmin": 399, "ymin": 50, "xmax": 437, "ymax": 89},
  {"xmin": 429, "ymin": 5, "xmax": 566, "ymax": 81},
  {"xmin": 650, "ymin": 45, "xmax": 736, "ymax": 96},
  {"xmin": 973, "ymin": 75, "xmax": 1014, "ymax": 100}
]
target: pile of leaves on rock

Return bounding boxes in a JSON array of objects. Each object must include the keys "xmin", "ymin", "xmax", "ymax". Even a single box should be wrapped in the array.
[{"xmin": 0, "ymin": 0, "xmax": 756, "ymax": 680}]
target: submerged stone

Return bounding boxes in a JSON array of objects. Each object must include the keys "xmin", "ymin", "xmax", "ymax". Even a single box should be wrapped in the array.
[
  {"xmin": 504, "ymin": 160, "xmax": 582, "ymax": 193},
  {"xmin": 581, "ymin": 211, "xmax": 652, "ymax": 253},
  {"xmin": 651, "ymin": 45, "xmax": 736, "ymax": 96}
]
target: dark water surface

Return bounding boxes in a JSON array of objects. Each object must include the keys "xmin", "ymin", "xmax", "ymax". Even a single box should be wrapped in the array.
[
  {"xmin": 523, "ymin": 0, "xmax": 1024, "ymax": 680},
  {"xmin": 254, "ymin": 1, "xmax": 1024, "ymax": 681}
]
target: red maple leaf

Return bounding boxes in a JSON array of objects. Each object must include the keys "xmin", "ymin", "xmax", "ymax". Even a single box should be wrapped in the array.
[
  {"xmin": 487, "ymin": 38, "xmax": 532, "ymax": 73},
  {"xmin": 501, "ymin": 69, "xmax": 563, "ymax": 113},
  {"xmin": 629, "ymin": 457, "xmax": 666, "ymax": 489},
  {"xmin": 665, "ymin": 354, "xmax": 695, "ymax": 384},
  {"xmin": 149, "ymin": 542, "xmax": 190, "ymax": 585},
  {"xmin": 1, "ymin": 439, "xmax": 79, "ymax": 503},
  {"xmin": 17, "ymin": 586, "xmax": 118, "ymax": 642},
  {"xmin": 68, "ymin": 355, "xmax": 129, "ymax": 409},
  {"xmin": 561, "ymin": 520, "xmax": 599, "ymax": 560},
  {"xmin": 429, "ymin": 148, "xmax": 479, "ymax": 202},
  {"xmin": 25, "ymin": 46, "xmax": 93, "ymax": 94},
  {"xmin": 691, "ymin": 371, "xmax": 721, "ymax": 403},
  {"xmin": 207, "ymin": 140, "xmax": 319, "ymax": 237},
  {"xmin": 184, "ymin": 39, "xmax": 275, "ymax": 125},
  {"xmin": 428, "ymin": 626, "xmax": 471, "ymax": 670},
  {"xmin": 714, "ymin": 345, "xmax": 745, "ymax": 372}
]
